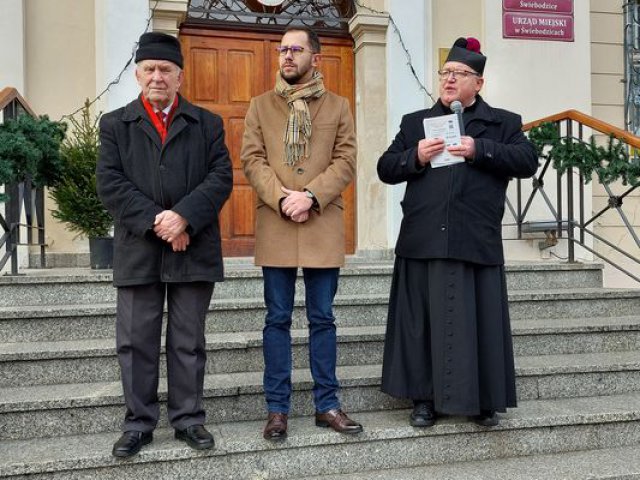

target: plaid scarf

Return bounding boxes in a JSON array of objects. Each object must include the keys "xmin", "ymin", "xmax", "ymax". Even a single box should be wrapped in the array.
[{"xmin": 275, "ymin": 70, "xmax": 326, "ymax": 167}]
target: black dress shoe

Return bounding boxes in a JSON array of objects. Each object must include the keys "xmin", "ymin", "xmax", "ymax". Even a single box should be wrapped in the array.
[
  {"xmin": 175, "ymin": 424, "xmax": 215, "ymax": 450},
  {"xmin": 112, "ymin": 431, "xmax": 153, "ymax": 458},
  {"xmin": 410, "ymin": 401, "xmax": 436, "ymax": 427},
  {"xmin": 471, "ymin": 410, "xmax": 499, "ymax": 427}
]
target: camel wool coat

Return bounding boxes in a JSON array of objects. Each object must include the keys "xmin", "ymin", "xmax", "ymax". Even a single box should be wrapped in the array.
[{"xmin": 241, "ymin": 90, "xmax": 356, "ymax": 267}]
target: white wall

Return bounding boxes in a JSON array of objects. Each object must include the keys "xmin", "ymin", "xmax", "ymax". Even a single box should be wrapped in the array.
[
  {"xmin": 483, "ymin": 0, "xmax": 592, "ymax": 120},
  {"xmin": 95, "ymin": 0, "xmax": 149, "ymax": 114},
  {"xmin": 384, "ymin": 0, "xmax": 433, "ymax": 248},
  {"xmin": 0, "ymin": 0, "xmax": 26, "ymax": 93}
]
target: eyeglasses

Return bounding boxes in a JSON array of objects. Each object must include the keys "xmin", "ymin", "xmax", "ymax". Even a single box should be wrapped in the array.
[
  {"xmin": 275, "ymin": 45, "xmax": 313, "ymax": 56},
  {"xmin": 437, "ymin": 69, "xmax": 480, "ymax": 80}
]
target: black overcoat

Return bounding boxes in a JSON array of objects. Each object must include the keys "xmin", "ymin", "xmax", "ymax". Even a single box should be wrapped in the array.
[
  {"xmin": 377, "ymin": 96, "xmax": 538, "ymax": 266},
  {"xmin": 96, "ymin": 95, "xmax": 233, "ymax": 287}
]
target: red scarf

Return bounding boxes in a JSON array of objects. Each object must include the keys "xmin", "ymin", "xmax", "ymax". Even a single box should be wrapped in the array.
[{"xmin": 141, "ymin": 94, "xmax": 178, "ymax": 143}]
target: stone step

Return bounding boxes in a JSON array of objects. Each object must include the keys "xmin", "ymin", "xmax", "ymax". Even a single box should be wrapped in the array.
[
  {"xmin": 302, "ymin": 444, "xmax": 640, "ymax": 479},
  {"xmin": 1, "ymin": 393, "xmax": 639, "ymax": 479},
  {"xmin": 2, "ymin": 351, "xmax": 640, "ymax": 440},
  {"xmin": 0, "ymin": 261, "xmax": 603, "ymax": 308},
  {"xmin": 1, "ymin": 288, "xmax": 638, "ymax": 343},
  {"xmin": 3, "ymin": 317, "xmax": 640, "ymax": 387}
]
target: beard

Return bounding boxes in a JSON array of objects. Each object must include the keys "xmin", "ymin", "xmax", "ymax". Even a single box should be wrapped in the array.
[
  {"xmin": 280, "ymin": 68, "xmax": 303, "ymax": 84},
  {"xmin": 279, "ymin": 60, "xmax": 313, "ymax": 85}
]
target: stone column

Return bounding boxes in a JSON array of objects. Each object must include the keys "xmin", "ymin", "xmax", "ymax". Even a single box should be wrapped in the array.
[
  {"xmin": 349, "ymin": 11, "xmax": 391, "ymax": 258},
  {"xmin": 152, "ymin": 0, "xmax": 189, "ymax": 36}
]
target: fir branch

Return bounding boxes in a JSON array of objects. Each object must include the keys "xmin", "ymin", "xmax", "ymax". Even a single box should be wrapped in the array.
[{"xmin": 528, "ymin": 121, "xmax": 639, "ymax": 187}]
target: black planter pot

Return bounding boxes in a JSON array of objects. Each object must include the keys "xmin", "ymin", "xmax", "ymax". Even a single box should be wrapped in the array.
[{"xmin": 89, "ymin": 236, "xmax": 114, "ymax": 269}]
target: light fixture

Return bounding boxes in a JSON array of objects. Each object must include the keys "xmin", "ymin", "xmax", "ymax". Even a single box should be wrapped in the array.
[{"xmin": 257, "ymin": 0, "xmax": 285, "ymax": 5}]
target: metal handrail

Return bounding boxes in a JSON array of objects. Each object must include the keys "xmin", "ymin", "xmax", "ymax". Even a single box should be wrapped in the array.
[
  {"xmin": 0, "ymin": 87, "xmax": 46, "ymax": 275},
  {"xmin": 507, "ymin": 111, "xmax": 640, "ymax": 285}
]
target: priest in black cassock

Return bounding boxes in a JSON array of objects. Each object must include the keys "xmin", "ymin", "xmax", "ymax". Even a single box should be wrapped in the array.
[{"xmin": 377, "ymin": 37, "xmax": 538, "ymax": 427}]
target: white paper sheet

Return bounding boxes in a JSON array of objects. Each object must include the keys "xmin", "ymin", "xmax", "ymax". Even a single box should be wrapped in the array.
[{"xmin": 422, "ymin": 114, "xmax": 465, "ymax": 168}]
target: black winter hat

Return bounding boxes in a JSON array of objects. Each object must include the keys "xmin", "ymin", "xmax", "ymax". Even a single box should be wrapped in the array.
[
  {"xmin": 135, "ymin": 32, "xmax": 184, "ymax": 69},
  {"xmin": 445, "ymin": 37, "xmax": 486, "ymax": 75}
]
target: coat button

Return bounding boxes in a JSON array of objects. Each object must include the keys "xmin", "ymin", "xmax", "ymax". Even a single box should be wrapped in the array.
[
  {"xmin": 296, "ymin": 167, "xmax": 305, "ymax": 174},
  {"xmin": 440, "ymin": 224, "xmax": 446, "ymax": 231}
]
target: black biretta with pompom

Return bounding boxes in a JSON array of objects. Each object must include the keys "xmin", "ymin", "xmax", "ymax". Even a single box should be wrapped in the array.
[
  {"xmin": 445, "ymin": 37, "xmax": 486, "ymax": 75},
  {"xmin": 135, "ymin": 32, "xmax": 184, "ymax": 69}
]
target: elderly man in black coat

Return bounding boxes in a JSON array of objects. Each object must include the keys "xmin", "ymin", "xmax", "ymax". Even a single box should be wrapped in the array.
[
  {"xmin": 96, "ymin": 32, "xmax": 232, "ymax": 458},
  {"xmin": 377, "ymin": 37, "xmax": 538, "ymax": 428}
]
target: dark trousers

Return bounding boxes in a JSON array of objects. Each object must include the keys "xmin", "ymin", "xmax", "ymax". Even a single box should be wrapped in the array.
[
  {"xmin": 262, "ymin": 267, "xmax": 341, "ymax": 414},
  {"xmin": 116, "ymin": 281, "xmax": 214, "ymax": 433}
]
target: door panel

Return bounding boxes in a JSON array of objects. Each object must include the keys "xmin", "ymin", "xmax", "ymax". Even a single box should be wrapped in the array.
[{"xmin": 181, "ymin": 28, "xmax": 355, "ymax": 257}]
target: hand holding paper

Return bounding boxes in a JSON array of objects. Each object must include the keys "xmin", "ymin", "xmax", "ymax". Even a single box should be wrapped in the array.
[
  {"xmin": 446, "ymin": 136, "xmax": 476, "ymax": 160},
  {"xmin": 417, "ymin": 138, "xmax": 446, "ymax": 166}
]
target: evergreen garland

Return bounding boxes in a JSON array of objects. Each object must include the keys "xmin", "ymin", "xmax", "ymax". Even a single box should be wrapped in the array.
[
  {"xmin": 528, "ymin": 121, "xmax": 640, "ymax": 186},
  {"xmin": 49, "ymin": 100, "xmax": 112, "ymax": 238},
  {"xmin": 0, "ymin": 115, "xmax": 67, "ymax": 201}
]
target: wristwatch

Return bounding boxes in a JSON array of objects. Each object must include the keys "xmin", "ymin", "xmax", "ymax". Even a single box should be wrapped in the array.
[{"xmin": 305, "ymin": 189, "xmax": 319, "ymax": 208}]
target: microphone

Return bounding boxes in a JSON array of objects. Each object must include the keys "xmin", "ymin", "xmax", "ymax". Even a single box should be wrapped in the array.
[{"xmin": 451, "ymin": 100, "xmax": 465, "ymax": 136}]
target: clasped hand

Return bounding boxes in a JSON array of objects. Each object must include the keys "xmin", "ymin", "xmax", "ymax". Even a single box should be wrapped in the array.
[
  {"xmin": 416, "ymin": 136, "xmax": 476, "ymax": 166},
  {"xmin": 154, "ymin": 210, "xmax": 189, "ymax": 252},
  {"xmin": 280, "ymin": 186, "xmax": 313, "ymax": 223}
]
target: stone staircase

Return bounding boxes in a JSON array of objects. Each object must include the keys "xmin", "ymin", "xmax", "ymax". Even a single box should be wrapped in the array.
[{"xmin": 1, "ymin": 260, "xmax": 640, "ymax": 479}]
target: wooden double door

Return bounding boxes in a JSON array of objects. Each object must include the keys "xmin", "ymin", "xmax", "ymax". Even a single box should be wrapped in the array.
[{"xmin": 179, "ymin": 28, "xmax": 356, "ymax": 257}]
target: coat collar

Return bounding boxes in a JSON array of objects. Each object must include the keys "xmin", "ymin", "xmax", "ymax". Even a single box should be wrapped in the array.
[
  {"xmin": 431, "ymin": 95, "xmax": 498, "ymax": 138},
  {"xmin": 122, "ymin": 93, "xmax": 199, "ymax": 123},
  {"xmin": 122, "ymin": 94, "xmax": 199, "ymax": 150}
]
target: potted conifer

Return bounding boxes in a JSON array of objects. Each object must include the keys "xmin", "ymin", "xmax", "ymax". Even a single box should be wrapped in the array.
[{"xmin": 49, "ymin": 100, "xmax": 113, "ymax": 269}]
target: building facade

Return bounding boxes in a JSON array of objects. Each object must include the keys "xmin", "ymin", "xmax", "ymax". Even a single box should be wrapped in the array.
[{"xmin": 1, "ymin": 0, "xmax": 637, "ymax": 286}]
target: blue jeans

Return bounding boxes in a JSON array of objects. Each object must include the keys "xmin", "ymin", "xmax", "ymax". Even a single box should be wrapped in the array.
[{"xmin": 262, "ymin": 267, "xmax": 340, "ymax": 414}]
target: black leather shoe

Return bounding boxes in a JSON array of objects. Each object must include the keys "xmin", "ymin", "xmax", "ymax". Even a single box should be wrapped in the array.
[
  {"xmin": 112, "ymin": 431, "xmax": 153, "ymax": 458},
  {"xmin": 410, "ymin": 401, "xmax": 436, "ymax": 427},
  {"xmin": 471, "ymin": 410, "xmax": 499, "ymax": 427},
  {"xmin": 175, "ymin": 424, "xmax": 215, "ymax": 450}
]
